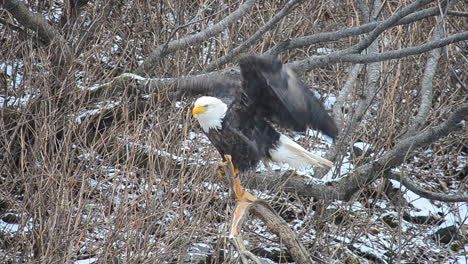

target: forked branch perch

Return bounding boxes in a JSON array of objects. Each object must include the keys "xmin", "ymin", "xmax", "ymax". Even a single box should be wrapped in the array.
[{"xmin": 220, "ymin": 155, "xmax": 313, "ymax": 264}]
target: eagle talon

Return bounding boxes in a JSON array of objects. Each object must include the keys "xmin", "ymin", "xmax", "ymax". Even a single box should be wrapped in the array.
[
  {"xmin": 216, "ymin": 168, "xmax": 226, "ymax": 178},
  {"xmin": 222, "ymin": 154, "xmax": 240, "ymax": 177}
]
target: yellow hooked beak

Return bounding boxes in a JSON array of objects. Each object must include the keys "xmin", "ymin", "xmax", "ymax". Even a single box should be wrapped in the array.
[{"xmin": 192, "ymin": 104, "xmax": 207, "ymax": 116}]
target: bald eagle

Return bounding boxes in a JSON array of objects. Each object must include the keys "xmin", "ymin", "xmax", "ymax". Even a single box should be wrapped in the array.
[{"xmin": 192, "ymin": 55, "xmax": 337, "ymax": 174}]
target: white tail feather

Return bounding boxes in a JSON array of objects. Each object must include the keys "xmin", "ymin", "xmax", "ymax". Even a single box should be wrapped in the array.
[{"xmin": 269, "ymin": 135, "xmax": 333, "ymax": 169}]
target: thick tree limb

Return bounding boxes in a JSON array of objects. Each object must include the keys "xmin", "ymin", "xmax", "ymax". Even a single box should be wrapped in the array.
[
  {"xmin": 351, "ymin": 1, "xmax": 382, "ymax": 137},
  {"xmin": 447, "ymin": 10, "xmax": 468, "ymax": 17},
  {"xmin": 386, "ymin": 172, "xmax": 468, "ymax": 202},
  {"xmin": 204, "ymin": 0, "xmax": 302, "ymax": 72},
  {"xmin": 378, "ymin": 103, "xmax": 467, "ymax": 169},
  {"xmin": 135, "ymin": 0, "xmax": 257, "ymax": 76},
  {"xmin": 77, "ymin": 68, "xmax": 241, "ymax": 101},
  {"xmin": 1, "ymin": 0, "xmax": 73, "ymax": 68},
  {"xmin": 250, "ymin": 201, "xmax": 313, "ymax": 264}
]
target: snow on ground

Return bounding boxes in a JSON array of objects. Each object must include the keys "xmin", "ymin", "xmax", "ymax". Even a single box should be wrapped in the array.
[
  {"xmin": 391, "ymin": 178, "xmax": 468, "ymax": 229},
  {"xmin": 0, "ymin": 94, "xmax": 33, "ymax": 108},
  {"xmin": 0, "ymin": 62, "xmax": 24, "ymax": 88},
  {"xmin": 73, "ymin": 100, "xmax": 121, "ymax": 124},
  {"xmin": 0, "ymin": 62, "xmax": 33, "ymax": 107},
  {"xmin": 74, "ymin": 258, "xmax": 97, "ymax": 264}
]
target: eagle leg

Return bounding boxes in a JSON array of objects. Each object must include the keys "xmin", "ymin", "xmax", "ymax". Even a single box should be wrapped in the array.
[
  {"xmin": 222, "ymin": 155, "xmax": 255, "ymax": 202},
  {"xmin": 220, "ymin": 155, "xmax": 257, "ymax": 237},
  {"xmin": 217, "ymin": 154, "xmax": 239, "ymax": 178},
  {"xmin": 216, "ymin": 164, "xmax": 240, "ymax": 178}
]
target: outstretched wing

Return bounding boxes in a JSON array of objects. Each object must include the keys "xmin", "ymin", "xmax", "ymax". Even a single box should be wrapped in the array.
[{"xmin": 238, "ymin": 55, "xmax": 338, "ymax": 139}]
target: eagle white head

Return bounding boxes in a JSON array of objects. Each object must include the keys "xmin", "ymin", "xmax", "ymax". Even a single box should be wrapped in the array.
[{"xmin": 192, "ymin": 96, "xmax": 228, "ymax": 133}]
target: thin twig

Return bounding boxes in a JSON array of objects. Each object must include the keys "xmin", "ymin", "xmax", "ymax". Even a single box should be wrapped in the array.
[
  {"xmin": 135, "ymin": 0, "xmax": 257, "ymax": 76},
  {"xmin": 1, "ymin": 0, "xmax": 73, "ymax": 68},
  {"xmin": 204, "ymin": 0, "xmax": 303, "ymax": 72}
]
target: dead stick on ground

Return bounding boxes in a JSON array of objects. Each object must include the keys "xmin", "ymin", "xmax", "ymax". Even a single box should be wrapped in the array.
[{"xmin": 220, "ymin": 154, "xmax": 313, "ymax": 264}]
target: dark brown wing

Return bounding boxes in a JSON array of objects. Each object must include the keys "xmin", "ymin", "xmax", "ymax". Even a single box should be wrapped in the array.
[{"xmin": 238, "ymin": 55, "xmax": 338, "ymax": 139}]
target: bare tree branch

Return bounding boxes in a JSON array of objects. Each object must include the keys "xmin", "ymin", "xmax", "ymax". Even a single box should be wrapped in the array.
[
  {"xmin": 352, "ymin": 0, "xmax": 433, "ymax": 54},
  {"xmin": 356, "ymin": 0, "xmax": 372, "ymax": 22},
  {"xmin": 0, "ymin": 0, "xmax": 73, "ymax": 68},
  {"xmin": 72, "ymin": 0, "xmax": 117, "ymax": 54},
  {"xmin": 289, "ymin": 31, "xmax": 468, "ymax": 74},
  {"xmin": 250, "ymin": 201, "xmax": 314, "ymax": 264},
  {"xmin": 204, "ymin": 0, "xmax": 302, "ymax": 72},
  {"xmin": 377, "ymin": 103, "xmax": 467, "ymax": 169},
  {"xmin": 220, "ymin": 154, "xmax": 313, "ymax": 264},
  {"xmin": 267, "ymin": 2, "xmax": 457, "ymax": 56},
  {"xmin": 135, "ymin": 0, "xmax": 257, "ymax": 76},
  {"xmin": 386, "ymin": 171, "xmax": 468, "ymax": 202},
  {"xmin": 317, "ymin": 0, "xmax": 383, "ymax": 178},
  {"xmin": 447, "ymin": 10, "xmax": 468, "ymax": 17},
  {"xmin": 405, "ymin": 22, "xmax": 442, "ymax": 137},
  {"xmin": 332, "ymin": 64, "xmax": 363, "ymax": 131}
]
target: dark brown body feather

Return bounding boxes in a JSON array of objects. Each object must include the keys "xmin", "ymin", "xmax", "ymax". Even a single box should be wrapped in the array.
[
  {"xmin": 207, "ymin": 97, "xmax": 280, "ymax": 172},
  {"xmin": 202, "ymin": 55, "xmax": 338, "ymax": 172}
]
